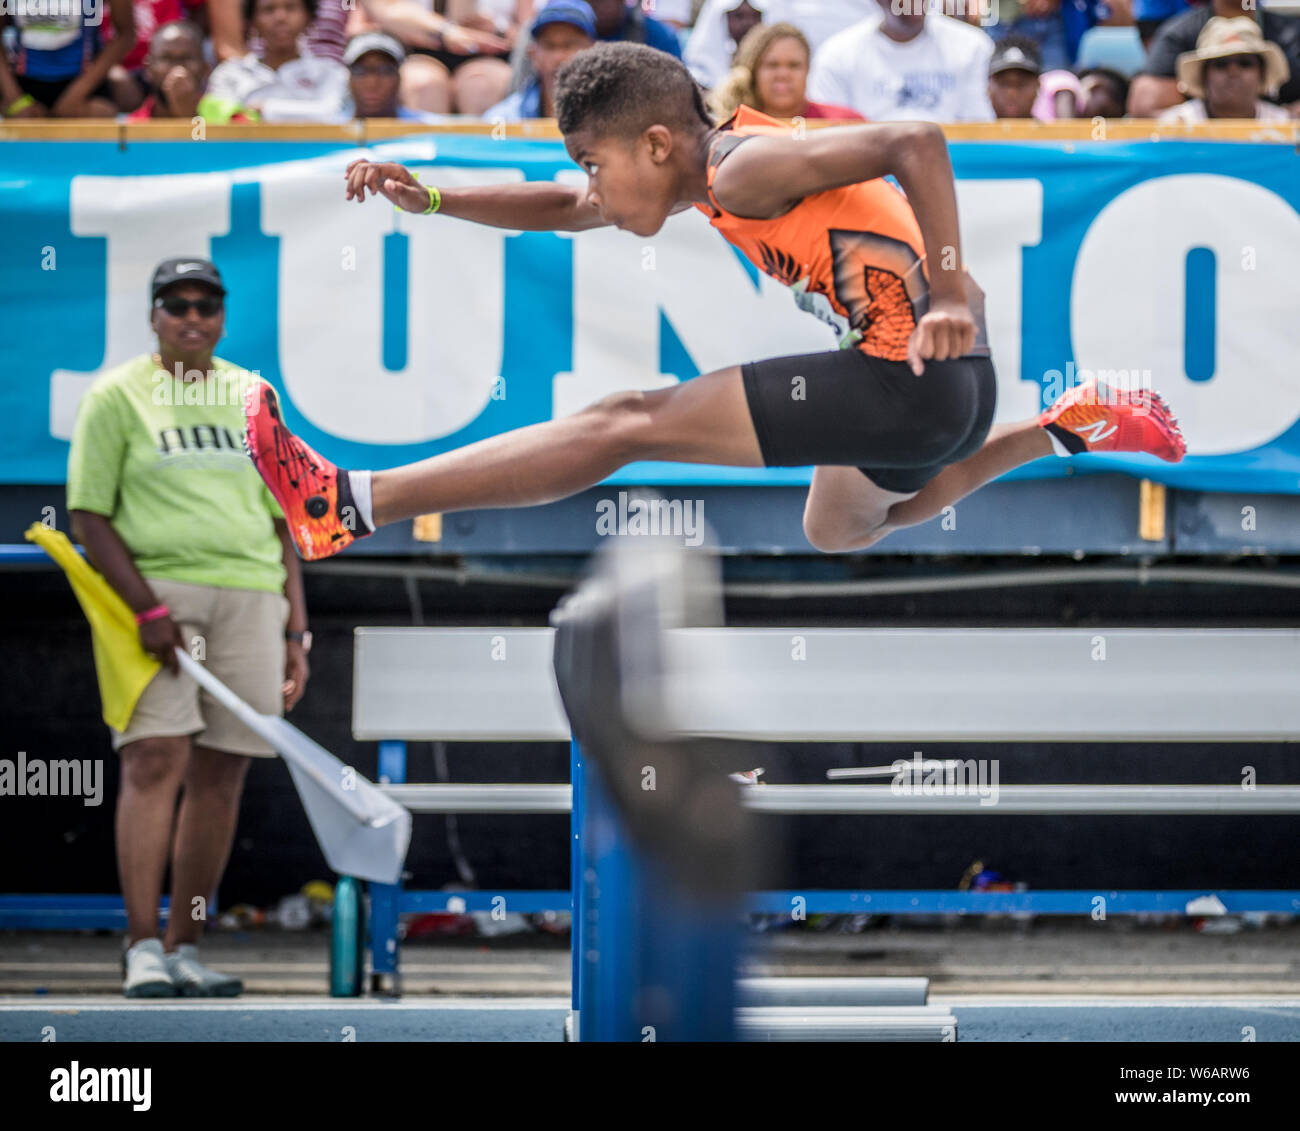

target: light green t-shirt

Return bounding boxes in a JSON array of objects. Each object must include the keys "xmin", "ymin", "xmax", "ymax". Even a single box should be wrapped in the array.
[{"xmin": 66, "ymin": 354, "xmax": 286, "ymax": 594}]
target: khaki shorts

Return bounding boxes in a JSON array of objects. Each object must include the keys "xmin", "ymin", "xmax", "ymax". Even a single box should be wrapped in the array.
[{"xmin": 112, "ymin": 578, "xmax": 290, "ymax": 757}]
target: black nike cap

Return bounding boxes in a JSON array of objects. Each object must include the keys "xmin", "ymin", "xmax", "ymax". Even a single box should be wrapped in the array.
[{"xmin": 150, "ymin": 257, "xmax": 227, "ymax": 301}]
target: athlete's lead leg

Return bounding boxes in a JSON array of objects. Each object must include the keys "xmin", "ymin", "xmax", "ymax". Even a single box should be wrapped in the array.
[
  {"xmin": 373, "ymin": 368, "xmax": 761, "ymax": 524},
  {"xmin": 246, "ymin": 367, "xmax": 763, "ymax": 558}
]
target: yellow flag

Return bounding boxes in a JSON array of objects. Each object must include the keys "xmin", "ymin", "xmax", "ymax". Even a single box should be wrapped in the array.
[{"xmin": 25, "ymin": 523, "xmax": 161, "ymax": 732}]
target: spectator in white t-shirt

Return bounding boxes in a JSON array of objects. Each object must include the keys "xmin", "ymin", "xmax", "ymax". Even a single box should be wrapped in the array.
[
  {"xmin": 808, "ymin": 0, "xmax": 995, "ymax": 122},
  {"xmin": 207, "ymin": 0, "xmax": 351, "ymax": 121}
]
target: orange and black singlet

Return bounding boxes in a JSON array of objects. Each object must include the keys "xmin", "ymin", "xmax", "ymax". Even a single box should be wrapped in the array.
[{"xmin": 695, "ymin": 105, "xmax": 990, "ymax": 363}]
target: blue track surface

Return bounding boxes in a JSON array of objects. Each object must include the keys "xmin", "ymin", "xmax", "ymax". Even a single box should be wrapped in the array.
[
  {"xmin": 941, "ymin": 999, "xmax": 1300, "ymax": 1042},
  {"xmin": 0, "ymin": 999, "xmax": 567, "ymax": 1042},
  {"xmin": 3, "ymin": 997, "xmax": 1298, "ymax": 1042}
]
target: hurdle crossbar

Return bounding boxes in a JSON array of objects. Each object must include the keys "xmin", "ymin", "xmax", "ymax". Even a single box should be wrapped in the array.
[
  {"xmin": 380, "ymin": 783, "xmax": 1300, "ymax": 814},
  {"xmin": 355, "ymin": 627, "xmax": 1300, "ymax": 743},
  {"xmin": 736, "ymin": 977, "xmax": 929, "ymax": 1007}
]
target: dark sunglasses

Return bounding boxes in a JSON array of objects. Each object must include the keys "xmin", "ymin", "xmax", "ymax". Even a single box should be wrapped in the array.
[
  {"xmin": 350, "ymin": 63, "xmax": 399, "ymax": 78},
  {"xmin": 1207, "ymin": 54, "xmax": 1262, "ymax": 72},
  {"xmin": 155, "ymin": 295, "xmax": 223, "ymax": 317}
]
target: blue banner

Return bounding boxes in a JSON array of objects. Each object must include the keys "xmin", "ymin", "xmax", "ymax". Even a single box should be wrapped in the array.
[{"xmin": 2, "ymin": 134, "xmax": 1299, "ymax": 491}]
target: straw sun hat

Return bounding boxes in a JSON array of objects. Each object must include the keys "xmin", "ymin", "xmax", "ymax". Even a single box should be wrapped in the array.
[{"xmin": 1175, "ymin": 17, "xmax": 1290, "ymax": 98}]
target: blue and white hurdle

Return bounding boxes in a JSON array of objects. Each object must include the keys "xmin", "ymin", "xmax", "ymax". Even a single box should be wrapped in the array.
[{"xmin": 351, "ymin": 544, "xmax": 1300, "ymax": 1041}]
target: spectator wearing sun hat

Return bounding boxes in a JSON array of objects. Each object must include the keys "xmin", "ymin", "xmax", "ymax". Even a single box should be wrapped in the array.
[
  {"xmin": 1130, "ymin": 0, "xmax": 1300, "ymax": 116},
  {"xmin": 1158, "ymin": 17, "xmax": 1291, "ymax": 124}
]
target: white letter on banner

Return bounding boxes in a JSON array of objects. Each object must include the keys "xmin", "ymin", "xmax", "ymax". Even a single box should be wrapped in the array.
[
  {"xmin": 1072, "ymin": 174, "xmax": 1300, "ymax": 455},
  {"xmin": 262, "ymin": 166, "xmax": 521, "ymax": 444},
  {"xmin": 49, "ymin": 174, "xmax": 232, "ymax": 439},
  {"xmin": 552, "ymin": 172, "xmax": 827, "ymax": 418},
  {"xmin": 954, "ymin": 179, "xmax": 1042, "ymax": 422}
]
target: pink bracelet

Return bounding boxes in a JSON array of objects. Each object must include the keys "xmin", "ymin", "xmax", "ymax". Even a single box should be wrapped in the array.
[{"xmin": 135, "ymin": 604, "xmax": 171, "ymax": 625}]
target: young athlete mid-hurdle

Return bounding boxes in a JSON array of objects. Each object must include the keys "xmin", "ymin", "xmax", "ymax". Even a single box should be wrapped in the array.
[{"xmin": 245, "ymin": 42, "xmax": 1184, "ymax": 561}]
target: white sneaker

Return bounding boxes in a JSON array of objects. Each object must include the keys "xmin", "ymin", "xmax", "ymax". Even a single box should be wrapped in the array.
[
  {"xmin": 123, "ymin": 939, "xmax": 177, "ymax": 998},
  {"xmin": 163, "ymin": 944, "xmax": 243, "ymax": 997},
  {"xmin": 729, "ymin": 767, "xmax": 765, "ymax": 786}
]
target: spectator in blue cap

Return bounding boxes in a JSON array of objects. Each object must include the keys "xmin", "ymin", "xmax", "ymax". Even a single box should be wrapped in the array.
[
  {"xmin": 503, "ymin": 0, "xmax": 681, "ymax": 114},
  {"xmin": 483, "ymin": 1, "xmax": 597, "ymax": 120},
  {"xmin": 588, "ymin": 0, "xmax": 682, "ymax": 57}
]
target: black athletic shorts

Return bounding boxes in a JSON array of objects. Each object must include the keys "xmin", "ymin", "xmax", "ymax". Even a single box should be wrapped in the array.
[
  {"xmin": 409, "ymin": 47, "xmax": 511, "ymax": 74},
  {"xmin": 18, "ymin": 73, "xmax": 113, "ymax": 109},
  {"xmin": 740, "ymin": 348, "xmax": 998, "ymax": 494}
]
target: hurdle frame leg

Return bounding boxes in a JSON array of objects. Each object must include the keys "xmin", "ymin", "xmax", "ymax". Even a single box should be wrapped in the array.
[
  {"xmin": 569, "ymin": 737, "xmax": 584, "ymax": 1041},
  {"xmin": 576, "ymin": 747, "xmax": 740, "ymax": 1042},
  {"xmin": 368, "ymin": 739, "xmax": 407, "ymax": 995}
]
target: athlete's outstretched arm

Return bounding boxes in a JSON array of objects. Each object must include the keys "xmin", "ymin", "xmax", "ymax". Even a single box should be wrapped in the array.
[
  {"xmin": 343, "ymin": 159, "xmax": 610, "ymax": 232},
  {"xmin": 709, "ymin": 123, "xmax": 974, "ymax": 373}
]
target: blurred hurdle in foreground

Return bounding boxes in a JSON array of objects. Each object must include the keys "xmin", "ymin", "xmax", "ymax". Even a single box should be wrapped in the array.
[{"xmin": 350, "ymin": 543, "xmax": 1300, "ymax": 1040}]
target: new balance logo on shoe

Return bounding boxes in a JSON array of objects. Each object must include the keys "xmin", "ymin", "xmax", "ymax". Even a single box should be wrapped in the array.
[{"xmin": 1075, "ymin": 419, "xmax": 1118, "ymax": 444}]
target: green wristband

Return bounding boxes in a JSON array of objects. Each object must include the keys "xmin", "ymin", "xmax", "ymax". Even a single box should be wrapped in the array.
[
  {"xmin": 4, "ymin": 93, "xmax": 36, "ymax": 118},
  {"xmin": 394, "ymin": 172, "xmax": 440, "ymax": 215}
]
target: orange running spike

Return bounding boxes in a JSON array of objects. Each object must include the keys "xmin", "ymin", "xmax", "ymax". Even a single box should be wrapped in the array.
[
  {"xmin": 243, "ymin": 381, "xmax": 367, "ymax": 560},
  {"xmin": 1039, "ymin": 378, "xmax": 1186, "ymax": 463}
]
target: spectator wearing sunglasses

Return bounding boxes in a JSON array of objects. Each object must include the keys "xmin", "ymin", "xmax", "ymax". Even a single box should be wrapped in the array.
[
  {"xmin": 1158, "ymin": 17, "xmax": 1291, "ymax": 123},
  {"xmin": 67, "ymin": 258, "xmax": 310, "ymax": 1000},
  {"xmin": 345, "ymin": 32, "xmax": 446, "ymax": 120},
  {"xmin": 1130, "ymin": 1, "xmax": 1300, "ymax": 116}
]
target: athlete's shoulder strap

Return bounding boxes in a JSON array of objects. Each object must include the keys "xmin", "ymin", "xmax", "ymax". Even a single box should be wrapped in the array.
[
  {"xmin": 703, "ymin": 134, "xmax": 748, "ymax": 216},
  {"xmin": 730, "ymin": 104, "xmax": 787, "ymax": 131},
  {"xmin": 704, "ymin": 104, "xmax": 796, "ymax": 214}
]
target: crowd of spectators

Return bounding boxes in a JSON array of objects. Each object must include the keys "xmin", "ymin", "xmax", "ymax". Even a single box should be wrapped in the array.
[{"xmin": 2, "ymin": 0, "xmax": 1296, "ymax": 123}]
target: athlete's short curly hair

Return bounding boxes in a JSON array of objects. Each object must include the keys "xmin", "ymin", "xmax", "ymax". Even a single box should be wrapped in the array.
[{"xmin": 554, "ymin": 42, "xmax": 713, "ymax": 140}]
